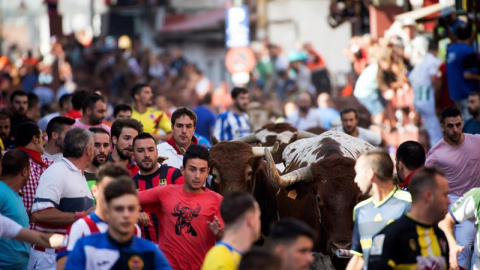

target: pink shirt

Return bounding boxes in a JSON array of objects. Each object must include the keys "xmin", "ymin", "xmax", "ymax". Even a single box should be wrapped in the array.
[
  {"xmin": 426, "ymin": 134, "xmax": 480, "ymax": 196},
  {"xmin": 72, "ymin": 119, "xmax": 111, "ymax": 134}
]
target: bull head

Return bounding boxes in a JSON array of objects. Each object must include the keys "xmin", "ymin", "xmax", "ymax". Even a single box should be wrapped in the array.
[{"xmin": 265, "ymin": 147, "xmax": 313, "ymax": 188}]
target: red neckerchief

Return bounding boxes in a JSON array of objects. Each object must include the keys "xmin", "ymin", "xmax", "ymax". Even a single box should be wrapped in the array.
[
  {"xmin": 166, "ymin": 135, "xmax": 198, "ymax": 155},
  {"xmin": 399, "ymin": 168, "xmax": 421, "ymax": 189},
  {"xmin": 64, "ymin": 110, "xmax": 82, "ymax": 119},
  {"xmin": 17, "ymin": 146, "xmax": 47, "ymax": 168}
]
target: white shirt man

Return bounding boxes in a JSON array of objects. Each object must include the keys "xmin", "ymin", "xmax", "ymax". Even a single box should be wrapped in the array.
[
  {"xmin": 157, "ymin": 108, "xmax": 198, "ymax": 169},
  {"xmin": 338, "ymin": 108, "xmax": 382, "ymax": 146}
]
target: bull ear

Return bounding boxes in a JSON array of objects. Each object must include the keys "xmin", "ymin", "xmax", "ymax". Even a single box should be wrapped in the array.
[{"xmin": 211, "ymin": 135, "xmax": 219, "ymax": 145}]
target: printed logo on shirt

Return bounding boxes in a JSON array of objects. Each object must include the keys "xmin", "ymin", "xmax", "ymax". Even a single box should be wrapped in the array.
[
  {"xmin": 128, "ymin": 255, "xmax": 145, "ymax": 270},
  {"xmin": 159, "ymin": 178, "xmax": 166, "ymax": 186},
  {"xmin": 409, "ymin": 239, "xmax": 417, "ymax": 251},
  {"xmin": 172, "ymin": 203, "xmax": 201, "ymax": 237}
]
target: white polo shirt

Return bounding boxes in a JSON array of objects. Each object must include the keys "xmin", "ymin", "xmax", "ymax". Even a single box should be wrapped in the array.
[{"xmin": 32, "ymin": 158, "xmax": 94, "ymax": 234}]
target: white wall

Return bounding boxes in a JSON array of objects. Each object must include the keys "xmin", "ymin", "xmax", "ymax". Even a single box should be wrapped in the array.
[{"xmin": 267, "ymin": 0, "xmax": 352, "ymax": 74}]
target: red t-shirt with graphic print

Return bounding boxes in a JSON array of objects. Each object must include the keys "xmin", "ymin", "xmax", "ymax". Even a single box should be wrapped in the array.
[{"xmin": 138, "ymin": 185, "xmax": 223, "ymax": 270}]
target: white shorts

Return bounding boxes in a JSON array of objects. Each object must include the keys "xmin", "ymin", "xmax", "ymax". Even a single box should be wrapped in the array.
[{"xmin": 27, "ymin": 248, "xmax": 57, "ymax": 270}]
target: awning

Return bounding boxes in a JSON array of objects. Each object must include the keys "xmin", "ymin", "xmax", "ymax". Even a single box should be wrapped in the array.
[
  {"xmin": 395, "ymin": 0, "xmax": 454, "ymax": 21},
  {"xmin": 160, "ymin": 7, "xmax": 225, "ymax": 33}
]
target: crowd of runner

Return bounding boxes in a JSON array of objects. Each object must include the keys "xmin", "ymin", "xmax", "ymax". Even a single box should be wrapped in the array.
[{"xmin": 0, "ymin": 6, "xmax": 480, "ymax": 270}]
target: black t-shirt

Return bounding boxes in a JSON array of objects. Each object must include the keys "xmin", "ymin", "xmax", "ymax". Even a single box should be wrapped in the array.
[{"xmin": 368, "ymin": 214, "xmax": 449, "ymax": 270}]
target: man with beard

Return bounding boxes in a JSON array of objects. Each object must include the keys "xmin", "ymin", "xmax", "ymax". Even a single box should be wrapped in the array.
[
  {"xmin": 132, "ymin": 132, "xmax": 183, "ymax": 243},
  {"xmin": 463, "ymin": 92, "xmax": 480, "ymax": 134},
  {"xmin": 286, "ymin": 92, "xmax": 322, "ymax": 131},
  {"xmin": 9, "ymin": 90, "xmax": 31, "ymax": 138},
  {"xmin": 157, "ymin": 107, "xmax": 198, "ymax": 169},
  {"xmin": 338, "ymin": 108, "xmax": 382, "ymax": 146},
  {"xmin": 131, "ymin": 84, "xmax": 172, "ymax": 142},
  {"xmin": 109, "ymin": 118, "xmax": 143, "ymax": 177},
  {"xmin": 72, "ymin": 94, "xmax": 110, "ymax": 133},
  {"xmin": 43, "ymin": 116, "xmax": 75, "ymax": 162},
  {"xmin": 0, "ymin": 111, "xmax": 13, "ymax": 150},
  {"xmin": 84, "ymin": 127, "xmax": 111, "ymax": 184},
  {"xmin": 426, "ymin": 106, "xmax": 480, "ymax": 270},
  {"xmin": 346, "ymin": 150, "xmax": 411, "ymax": 270},
  {"xmin": 214, "ymin": 87, "xmax": 251, "ymax": 141}
]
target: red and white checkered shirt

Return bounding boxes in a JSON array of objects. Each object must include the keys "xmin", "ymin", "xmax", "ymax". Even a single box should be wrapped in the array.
[{"xmin": 20, "ymin": 156, "xmax": 54, "ymax": 213}]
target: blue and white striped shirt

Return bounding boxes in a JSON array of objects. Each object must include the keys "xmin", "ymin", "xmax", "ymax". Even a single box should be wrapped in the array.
[{"xmin": 214, "ymin": 111, "xmax": 251, "ymax": 141}]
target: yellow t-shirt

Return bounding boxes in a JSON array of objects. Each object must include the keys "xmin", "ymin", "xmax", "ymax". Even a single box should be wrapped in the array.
[
  {"xmin": 201, "ymin": 244, "xmax": 242, "ymax": 270},
  {"xmin": 132, "ymin": 107, "xmax": 172, "ymax": 134}
]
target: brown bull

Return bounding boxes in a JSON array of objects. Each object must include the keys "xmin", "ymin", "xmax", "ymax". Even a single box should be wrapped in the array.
[
  {"xmin": 209, "ymin": 141, "xmax": 280, "ymax": 236},
  {"xmin": 265, "ymin": 143, "xmax": 365, "ymax": 270}
]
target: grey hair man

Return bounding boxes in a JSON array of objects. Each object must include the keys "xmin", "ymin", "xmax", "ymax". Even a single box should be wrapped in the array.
[{"xmin": 29, "ymin": 128, "xmax": 95, "ymax": 270}]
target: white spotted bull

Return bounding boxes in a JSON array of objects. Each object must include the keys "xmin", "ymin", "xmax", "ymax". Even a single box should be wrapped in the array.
[{"xmin": 265, "ymin": 130, "xmax": 375, "ymax": 269}]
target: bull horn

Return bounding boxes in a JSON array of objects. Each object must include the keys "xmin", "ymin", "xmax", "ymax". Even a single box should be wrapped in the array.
[
  {"xmin": 211, "ymin": 135, "xmax": 219, "ymax": 145},
  {"xmin": 235, "ymin": 133, "xmax": 258, "ymax": 143},
  {"xmin": 252, "ymin": 141, "xmax": 279, "ymax": 157},
  {"xmin": 296, "ymin": 131, "xmax": 317, "ymax": 139},
  {"xmin": 265, "ymin": 148, "xmax": 313, "ymax": 188}
]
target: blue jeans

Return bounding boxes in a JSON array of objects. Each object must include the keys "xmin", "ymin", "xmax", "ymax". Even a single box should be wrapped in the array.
[{"xmin": 450, "ymin": 195, "xmax": 477, "ymax": 269}]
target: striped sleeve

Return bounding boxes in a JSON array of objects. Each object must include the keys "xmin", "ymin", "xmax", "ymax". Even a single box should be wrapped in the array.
[{"xmin": 450, "ymin": 189, "xmax": 480, "ymax": 223}]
